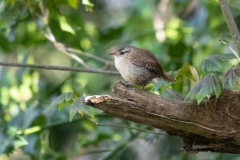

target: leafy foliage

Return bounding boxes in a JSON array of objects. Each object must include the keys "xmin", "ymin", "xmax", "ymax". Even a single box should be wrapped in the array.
[
  {"xmin": 49, "ymin": 91, "xmax": 76, "ymax": 109},
  {"xmin": 153, "ymin": 63, "xmax": 199, "ymax": 93},
  {"xmin": 222, "ymin": 66, "xmax": 240, "ymax": 91},
  {"xmin": 49, "ymin": 92, "xmax": 94, "ymax": 121},
  {"xmin": 82, "ymin": 0, "xmax": 94, "ymax": 11},
  {"xmin": 152, "ymin": 78, "xmax": 173, "ymax": 92},
  {"xmin": 69, "ymin": 96, "xmax": 95, "ymax": 121},
  {"xmin": 175, "ymin": 63, "xmax": 199, "ymax": 82},
  {"xmin": 0, "ymin": 127, "xmax": 27, "ymax": 154},
  {"xmin": 152, "ymin": 63, "xmax": 199, "ymax": 92},
  {"xmin": 153, "ymin": 71, "xmax": 175, "ymax": 91},
  {"xmin": 1, "ymin": 0, "xmax": 240, "ymax": 159},
  {"xmin": 185, "ymin": 74, "xmax": 222, "ymax": 104},
  {"xmin": 200, "ymin": 53, "xmax": 236, "ymax": 73}
]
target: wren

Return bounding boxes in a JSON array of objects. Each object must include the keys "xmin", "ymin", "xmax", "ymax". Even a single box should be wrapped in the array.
[{"xmin": 109, "ymin": 46, "xmax": 174, "ymax": 88}]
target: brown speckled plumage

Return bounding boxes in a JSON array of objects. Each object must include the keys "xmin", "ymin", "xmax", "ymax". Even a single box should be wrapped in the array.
[{"xmin": 110, "ymin": 46, "xmax": 174, "ymax": 86}]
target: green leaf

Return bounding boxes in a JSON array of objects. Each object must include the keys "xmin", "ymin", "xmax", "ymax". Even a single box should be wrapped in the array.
[
  {"xmin": 4, "ymin": 0, "xmax": 17, "ymax": 8},
  {"xmin": 0, "ymin": 126, "xmax": 28, "ymax": 154},
  {"xmin": 69, "ymin": 96, "xmax": 95, "ymax": 121},
  {"xmin": 58, "ymin": 16, "xmax": 76, "ymax": 35},
  {"xmin": 152, "ymin": 79, "xmax": 172, "ymax": 92},
  {"xmin": 222, "ymin": 66, "xmax": 240, "ymax": 91},
  {"xmin": 58, "ymin": 101, "xmax": 67, "ymax": 110},
  {"xmin": 152, "ymin": 71, "xmax": 176, "ymax": 91},
  {"xmin": 176, "ymin": 63, "xmax": 199, "ymax": 82},
  {"xmin": 153, "ymin": 63, "xmax": 199, "ymax": 92},
  {"xmin": 49, "ymin": 91, "xmax": 75, "ymax": 110},
  {"xmin": 14, "ymin": 136, "xmax": 28, "ymax": 148},
  {"xmin": 82, "ymin": 0, "xmax": 94, "ymax": 11},
  {"xmin": 200, "ymin": 53, "xmax": 236, "ymax": 73},
  {"xmin": 185, "ymin": 74, "xmax": 222, "ymax": 104},
  {"xmin": 67, "ymin": 0, "xmax": 78, "ymax": 9}
]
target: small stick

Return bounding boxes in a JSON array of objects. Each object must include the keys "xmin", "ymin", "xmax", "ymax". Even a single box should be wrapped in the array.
[
  {"xmin": 219, "ymin": 39, "xmax": 240, "ymax": 62},
  {"xmin": 84, "ymin": 116, "xmax": 166, "ymax": 135},
  {"xmin": 0, "ymin": 61, "xmax": 120, "ymax": 75}
]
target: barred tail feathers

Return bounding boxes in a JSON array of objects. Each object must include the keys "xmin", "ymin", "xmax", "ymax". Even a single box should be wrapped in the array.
[{"xmin": 159, "ymin": 72, "xmax": 175, "ymax": 82}]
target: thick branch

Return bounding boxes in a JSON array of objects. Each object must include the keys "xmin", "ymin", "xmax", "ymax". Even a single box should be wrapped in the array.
[
  {"xmin": 84, "ymin": 81, "xmax": 240, "ymax": 153},
  {"xmin": 219, "ymin": 0, "xmax": 240, "ymax": 55}
]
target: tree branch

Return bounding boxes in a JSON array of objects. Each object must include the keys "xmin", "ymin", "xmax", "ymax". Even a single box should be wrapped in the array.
[
  {"xmin": 0, "ymin": 62, "xmax": 119, "ymax": 75},
  {"xmin": 84, "ymin": 81, "xmax": 240, "ymax": 153},
  {"xmin": 219, "ymin": 0, "xmax": 240, "ymax": 56}
]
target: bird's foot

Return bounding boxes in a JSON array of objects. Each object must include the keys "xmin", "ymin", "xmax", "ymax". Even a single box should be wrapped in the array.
[
  {"xmin": 141, "ymin": 85, "xmax": 146, "ymax": 90},
  {"xmin": 119, "ymin": 80, "xmax": 131, "ymax": 97}
]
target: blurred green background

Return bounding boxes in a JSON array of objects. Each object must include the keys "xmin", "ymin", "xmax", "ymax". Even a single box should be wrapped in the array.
[{"xmin": 0, "ymin": 0, "xmax": 240, "ymax": 159}]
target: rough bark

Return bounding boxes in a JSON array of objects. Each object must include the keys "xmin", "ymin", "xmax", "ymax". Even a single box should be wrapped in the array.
[{"xmin": 84, "ymin": 81, "xmax": 240, "ymax": 153}]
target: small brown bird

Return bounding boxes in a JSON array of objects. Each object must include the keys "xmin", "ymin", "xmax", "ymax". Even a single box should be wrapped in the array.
[{"xmin": 109, "ymin": 46, "xmax": 174, "ymax": 88}]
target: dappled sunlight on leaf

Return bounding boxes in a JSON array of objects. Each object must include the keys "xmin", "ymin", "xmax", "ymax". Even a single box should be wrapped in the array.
[
  {"xmin": 82, "ymin": 0, "xmax": 94, "ymax": 11},
  {"xmin": 165, "ymin": 17, "xmax": 182, "ymax": 40},
  {"xmin": 67, "ymin": 0, "xmax": 78, "ymax": 9},
  {"xmin": 1, "ymin": 0, "xmax": 240, "ymax": 158},
  {"xmin": 58, "ymin": 16, "xmax": 76, "ymax": 35},
  {"xmin": 176, "ymin": 63, "xmax": 199, "ymax": 82}
]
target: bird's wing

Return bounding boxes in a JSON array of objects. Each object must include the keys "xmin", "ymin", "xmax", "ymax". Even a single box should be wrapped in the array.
[{"xmin": 130, "ymin": 48, "xmax": 164, "ymax": 74}]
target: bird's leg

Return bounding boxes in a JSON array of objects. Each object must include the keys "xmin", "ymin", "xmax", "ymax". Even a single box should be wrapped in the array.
[
  {"xmin": 119, "ymin": 80, "xmax": 131, "ymax": 96},
  {"xmin": 141, "ymin": 85, "xmax": 146, "ymax": 90}
]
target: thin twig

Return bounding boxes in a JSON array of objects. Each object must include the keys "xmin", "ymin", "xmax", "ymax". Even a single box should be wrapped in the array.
[
  {"xmin": 85, "ymin": 116, "xmax": 166, "ymax": 135},
  {"xmin": 101, "ymin": 131, "xmax": 141, "ymax": 160},
  {"xmin": 165, "ymin": 88, "xmax": 184, "ymax": 100},
  {"xmin": 67, "ymin": 48, "xmax": 114, "ymax": 66},
  {"xmin": 78, "ymin": 149, "xmax": 112, "ymax": 156},
  {"xmin": 0, "ymin": 61, "xmax": 120, "ymax": 75},
  {"xmin": 219, "ymin": 39, "xmax": 240, "ymax": 61},
  {"xmin": 96, "ymin": 123, "xmax": 166, "ymax": 135},
  {"xmin": 44, "ymin": 27, "xmax": 93, "ymax": 69},
  {"xmin": 219, "ymin": 0, "xmax": 240, "ymax": 56},
  {"xmin": 35, "ymin": 2, "xmax": 116, "ymax": 72},
  {"xmin": 38, "ymin": 2, "xmax": 93, "ymax": 69}
]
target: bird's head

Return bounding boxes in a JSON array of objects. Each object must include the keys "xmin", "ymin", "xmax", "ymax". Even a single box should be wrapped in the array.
[{"xmin": 109, "ymin": 46, "xmax": 131, "ymax": 57}]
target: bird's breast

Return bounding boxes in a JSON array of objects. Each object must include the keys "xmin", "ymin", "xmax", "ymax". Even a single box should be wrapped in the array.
[{"xmin": 114, "ymin": 57, "xmax": 157, "ymax": 85}]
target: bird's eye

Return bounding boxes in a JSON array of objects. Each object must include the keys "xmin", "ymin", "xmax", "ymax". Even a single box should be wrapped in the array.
[
  {"xmin": 119, "ymin": 47, "xmax": 129, "ymax": 55},
  {"xmin": 120, "ymin": 51, "xmax": 125, "ymax": 55}
]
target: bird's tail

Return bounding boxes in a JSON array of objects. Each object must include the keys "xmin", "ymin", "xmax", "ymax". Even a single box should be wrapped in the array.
[{"xmin": 159, "ymin": 72, "xmax": 175, "ymax": 82}]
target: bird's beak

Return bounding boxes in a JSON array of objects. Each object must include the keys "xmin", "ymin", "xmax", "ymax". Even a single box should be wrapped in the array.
[{"xmin": 109, "ymin": 53, "xmax": 117, "ymax": 56}]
